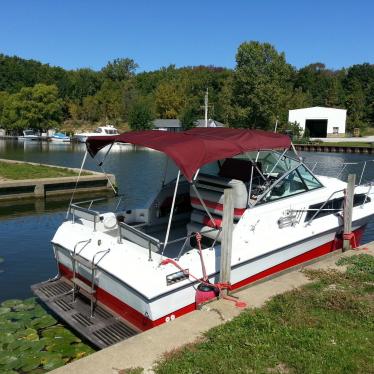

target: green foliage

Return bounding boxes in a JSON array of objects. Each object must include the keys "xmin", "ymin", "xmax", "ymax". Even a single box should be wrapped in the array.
[
  {"xmin": 128, "ymin": 101, "xmax": 155, "ymax": 131},
  {"xmin": 1, "ymin": 84, "xmax": 63, "ymax": 131},
  {"xmin": 277, "ymin": 121, "xmax": 303, "ymax": 140},
  {"xmin": 155, "ymin": 81, "xmax": 186, "ymax": 119},
  {"xmin": 0, "ymin": 49, "xmax": 373, "ymax": 132},
  {"xmin": 179, "ymin": 102, "xmax": 200, "ymax": 130},
  {"xmin": 156, "ymin": 254, "xmax": 374, "ymax": 373},
  {"xmin": 101, "ymin": 58, "xmax": 138, "ymax": 82},
  {"xmin": 0, "ymin": 297, "xmax": 95, "ymax": 373},
  {"xmin": 227, "ymin": 41, "xmax": 294, "ymax": 129}
]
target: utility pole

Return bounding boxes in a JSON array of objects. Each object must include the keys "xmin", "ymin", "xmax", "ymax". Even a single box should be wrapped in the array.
[{"xmin": 274, "ymin": 117, "xmax": 278, "ymax": 132}]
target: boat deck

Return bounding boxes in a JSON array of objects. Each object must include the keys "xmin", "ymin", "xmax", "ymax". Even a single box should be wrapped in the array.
[{"xmin": 31, "ymin": 277, "xmax": 139, "ymax": 349}]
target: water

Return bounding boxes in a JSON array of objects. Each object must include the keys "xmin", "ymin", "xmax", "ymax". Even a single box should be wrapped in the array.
[{"xmin": 0, "ymin": 139, "xmax": 373, "ymax": 302}]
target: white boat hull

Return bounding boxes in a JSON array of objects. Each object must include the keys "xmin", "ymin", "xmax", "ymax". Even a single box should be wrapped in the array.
[{"xmin": 53, "ymin": 218, "xmax": 369, "ymax": 331}]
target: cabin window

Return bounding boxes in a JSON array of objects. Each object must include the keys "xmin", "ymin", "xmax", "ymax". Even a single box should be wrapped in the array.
[
  {"xmin": 305, "ymin": 193, "xmax": 371, "ymax": 221},
  {"xmin": 94, "ymin": 128, "xmax": 102, "ymax": 133},
  {"xmin": 105, "ymin": 129, "xmax": 118, "ymax": 135}
]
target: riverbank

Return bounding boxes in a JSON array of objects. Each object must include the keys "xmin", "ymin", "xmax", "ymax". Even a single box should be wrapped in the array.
[
  {"xmin": 0, "ymin": 159, "xmax": 116, "ymax": 200},
  {"xmin": 51, "ymin": 243, "xmax": 374, "ymax": 374}
]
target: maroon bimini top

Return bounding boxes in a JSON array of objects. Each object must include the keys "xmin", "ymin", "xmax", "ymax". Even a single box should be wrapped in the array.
[{"xmin": 86, "ymin": 128, "xmax": 291, "ymax": 181}]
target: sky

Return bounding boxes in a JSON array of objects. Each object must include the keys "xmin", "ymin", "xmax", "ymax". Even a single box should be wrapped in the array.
[{"xmin": 0, "ymin": 0, "xmax": 373, "ymax": 72}]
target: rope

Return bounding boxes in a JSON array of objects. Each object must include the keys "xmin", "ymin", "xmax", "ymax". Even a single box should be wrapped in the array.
[
  {"xmin": 196, "ymin": 233, "xmax": 208, "ymax": 281},
  {"xmin": 160, "ymin": 233, "xmax": 247, "ymax": 308}
]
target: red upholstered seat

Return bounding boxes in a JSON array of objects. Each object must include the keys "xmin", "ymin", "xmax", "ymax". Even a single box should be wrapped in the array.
[
  {"xmin": 190, "ymin": 173, "xmax": 248, "ymax": 219},
  {"xmin": 187, "ymin": 173, "xmax": 248, "ymax": 242}
]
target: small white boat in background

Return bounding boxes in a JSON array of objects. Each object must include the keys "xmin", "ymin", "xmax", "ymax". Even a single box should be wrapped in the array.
[
  {"xmin": 50, "ymin": 132, "xmax": 71, "ymax": 143},
  {"xmin": 74, "ymin": 125, "xmax": 119, "ymax": 143},
  {"xmin": 18, "ymin": 129, "xmax": 41, "ymax": 141}
]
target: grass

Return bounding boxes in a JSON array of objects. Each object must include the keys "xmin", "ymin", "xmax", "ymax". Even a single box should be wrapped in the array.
[
  {"xmin": 155, "ymin": 254, "xmax": 374, "ymax": 374},
  {"xmin": 0, "ymin": 161, "xmax": 88, "ymax": 180}
]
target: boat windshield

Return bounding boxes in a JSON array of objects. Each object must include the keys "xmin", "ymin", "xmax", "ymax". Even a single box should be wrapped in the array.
[
  {"xmin": 199, "ymin": 150, "xmax": 323, "ymax": 205},
  {"xmin": 24, "ymin": 130, "xmax": 35, "ymax": 136}
]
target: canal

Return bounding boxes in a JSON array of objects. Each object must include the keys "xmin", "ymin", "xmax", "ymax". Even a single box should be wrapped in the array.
[{"xmin": 0, "ymin": 139, "xmax": 373, "ymax": 302}]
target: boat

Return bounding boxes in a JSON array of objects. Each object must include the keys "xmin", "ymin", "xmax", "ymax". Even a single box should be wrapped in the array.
[
  {"xmin": 74, "ymin": 125, "xmax": 119, "ymax": 143},
  {"xmin": 32, "ymin": 128, "xmax": 374, "ymax": 348},
  {"xmin": 18, "ymin": 129, "xmax": 41, "ymax": 141},
  {"xmin": 50, "ymin": 132, "xmax": 70, "ymax": 143}
]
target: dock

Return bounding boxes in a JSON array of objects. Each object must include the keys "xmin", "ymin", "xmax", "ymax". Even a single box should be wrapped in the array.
[
  {"xmin": 0, "ymin": 159, "xmax": 116, "ymax": 200},
  {"xmin": 51, "ymin": 242, "xmax": 374, "ymax": 374},
  {"xmin": 295, "ymin": 143, "xmax": 374, "ymax": 154}
]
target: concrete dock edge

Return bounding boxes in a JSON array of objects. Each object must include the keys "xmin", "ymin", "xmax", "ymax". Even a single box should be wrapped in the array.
[{"xmin": 0, "ymin": 159, "xmax": 116, "ymax": 200}]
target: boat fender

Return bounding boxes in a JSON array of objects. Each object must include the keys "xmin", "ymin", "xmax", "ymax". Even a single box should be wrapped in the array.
[
  {"xmin": 195, "ymin": 283, "xmax": 219, "ymax": 308},
  {"xmin": 102, "ymin": 213, "xmax": 118, "ymax": 229}
]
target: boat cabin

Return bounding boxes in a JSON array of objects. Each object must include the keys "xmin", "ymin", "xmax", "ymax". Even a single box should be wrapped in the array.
[{"xmin": 70, "ymin": 128, "xmax": 322, "ymax": 260}]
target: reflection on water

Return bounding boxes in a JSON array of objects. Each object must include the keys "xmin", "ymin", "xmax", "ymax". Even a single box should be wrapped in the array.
[{"xmin": 0, "ymin": 140, "xmax": 373, "ymax": 301}]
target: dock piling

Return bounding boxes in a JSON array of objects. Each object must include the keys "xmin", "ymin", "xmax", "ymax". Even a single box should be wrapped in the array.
[
  {"xmin": 343, "ymin": 174, "xmax": 355, "ymax": 252},
  {"xmin": 220, "ymin": 188, "xmax": 234, "ymax": 295}
]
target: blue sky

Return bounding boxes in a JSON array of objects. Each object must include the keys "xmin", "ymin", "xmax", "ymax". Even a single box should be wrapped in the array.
[{"xmin": 0, "ymin": 0, "xmax": 373, "ymax": 72}]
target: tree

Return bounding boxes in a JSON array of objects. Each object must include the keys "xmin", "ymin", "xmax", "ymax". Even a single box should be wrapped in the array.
[
  {"xmin": 343, "ymin": 63, "xmax": 374, "ymax": 128},
  {"xmin": 295, "ymin": 63, "xmax": 343, "ymax": 107},
  {"xmin": 345, "ymin": 79, "xmax": 366, "ymax": 132},
  {"xmin": 101, "ymin": 58, "xmax": 138, "ymax": 82},
  {"xmin": 155, "ymin": 81, "xmax": 186, "ymax": 118},
  {"xmin": 94, "ymin": 81, "xmax": 124, "ymax": 122},
  {"xmin": 229, "ymin": 41, "xmax": 294, "ymax": 129},
  {"xmin": 128, "ymin": 101, "xmax": 155, "ymax": 130},
  {"xmin": 179, "ymin": 102, "xmax": 200, "ymax": 130},
  {"xmin": 1, "ymin": 84, "xmax": 63, "ymax": 132},
  {"xmin": 0, "ymin": 91, "xmax": 10, "ymax": 123}
]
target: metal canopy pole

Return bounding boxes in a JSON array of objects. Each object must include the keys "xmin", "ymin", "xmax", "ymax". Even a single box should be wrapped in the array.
[
  {"xmin": 66, "ymin": 150, "xmax": 88, "ymax": 219},
  {"xmin": 97, "ymin": 143, "xmax": 117, "ymax": 194},
  {"xmin": 269, "ymin": 149, "xmax": 288, "ymax": 175},
  {"xmin": 162, "ymin": 170, "xmax": 180, "ymax": 253},
  {"xmin": 191, "ymin": 183, "xmax": 217, "ymax": 228},
  {"xmin": 291, "ymin": 143, "xmax": 302, "ymax": 161}
]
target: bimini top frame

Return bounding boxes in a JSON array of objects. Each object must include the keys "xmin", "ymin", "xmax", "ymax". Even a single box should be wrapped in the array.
[
  {"xmin": 85, "ymin": 128, "xmax": 291, "ymax": 182},
  {"xmin": 81, "ymin": 128, "xmax": 319, "ymax": 261}
]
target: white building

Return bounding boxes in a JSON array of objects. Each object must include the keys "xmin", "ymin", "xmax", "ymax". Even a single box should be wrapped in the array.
[{"xmin": 288, "ymin": 106, "xmax": 346, "ymax": 138}]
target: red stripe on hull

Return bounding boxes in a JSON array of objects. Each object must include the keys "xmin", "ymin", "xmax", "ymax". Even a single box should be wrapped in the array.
[
  {"xmin": 190, "ymin": 197, "xmax": 246, "ymax": 216},
  {"xmin": 59, "ymin": 263, "xmax": 195, "ymax": 331},
  {"xmin": 58, "ymin": 226, "xmax": 365, "ymax": 331}
]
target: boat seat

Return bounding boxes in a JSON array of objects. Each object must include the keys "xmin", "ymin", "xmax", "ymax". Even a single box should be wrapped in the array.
[
  {"xmin": 190, "ymin": 173, "xmax": 248, "ymax": 219},
  {"xmin": 188, "ymin": 170, "xmax": 248, "ymax": 242}
]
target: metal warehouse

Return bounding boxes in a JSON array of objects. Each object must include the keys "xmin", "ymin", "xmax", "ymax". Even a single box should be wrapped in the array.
[{"xmin": 288, "ymin": 106, "xmax": 347, "ymax": 138}]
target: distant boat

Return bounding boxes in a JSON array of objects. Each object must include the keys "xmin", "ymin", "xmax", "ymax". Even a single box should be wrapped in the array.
[
  {"xmin": 74, "ymin": 125, "xmax": 119, "ymax": 143},
  {"xmin": 50, "ymin": 132, "xmax": 70, "ymax": 143},
  {"xmin": 18, "ymin": 129, "xmax": 41, "ymax": 141}
]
